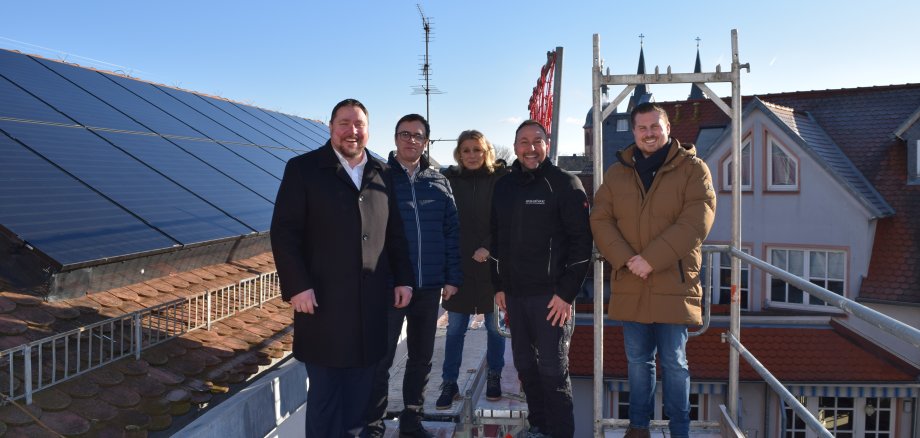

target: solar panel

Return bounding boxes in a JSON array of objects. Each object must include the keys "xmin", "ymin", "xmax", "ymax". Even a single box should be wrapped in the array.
[
  {"xmin": 281, "ymin": 112, "xmax": 332, "ymax": 141},
  {"xmin": 238, "ymin": 104, "xmax": 327, "ymax": 149},
  {"xmin": 34, "ymin": 57, "xmax": 203, "ymax": 139},
  {"xmin": 0, "ymin": 131, "xmax": 175, "ymax": 267},
  {"xmin": 0, "ymin": 75, "xmax": 73, "ymax": 124},
  {"xmin": 92, "ymin": 130, "xmax": 274, "ymax": 231},
  {"xmin": 199, "ymin": 95, "xmax": 307, "ymax": 157},
  {"xmin": 103, "ymin": 73, "xmax": 253, "ymax": 145},
  {"xmin": 155, "ymin": 85, "xmax": 292, "ymax": 155},
  {"xmin": 167, "ymin": 137, "xmax": 281, "ymax": 200},
  {"xmin": 0, "ymin": 120, "xmax": 251, "ymax": 243},
  {"xmin": 0, "ymin": 50, "xmax": 148, "ymax": 133}
]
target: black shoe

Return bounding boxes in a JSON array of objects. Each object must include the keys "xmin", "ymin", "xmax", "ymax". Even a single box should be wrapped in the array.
[
  {"xmin": 485, "ymin": 369, "xmax": 502, "ymax": 401},
  {"xmin": 398, "ymin": 409, "xmax": 434, "ymax": 438},
  {"xmin": 435, "ymin": 381, "xmax": 459, "ymax": 410},
  {"xmin": 362, "ymin": 420, "xmax": 385, "ymax": 438}
]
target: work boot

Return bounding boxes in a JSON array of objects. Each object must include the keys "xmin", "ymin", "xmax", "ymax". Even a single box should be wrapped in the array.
[
  {"xmin": 486, "ymin": 369, "xmax": 502, "ymax": 401},
  {"xmin": 624, "ymin": 427, "xmax": 651, "ymax": 438},
  {"xmin": 435, "ymin": 381, "xmax": 459, "ymax": 410},
  {"xmin": 399, "ymin": 408, "xmax": 434, "ymax": 438}
]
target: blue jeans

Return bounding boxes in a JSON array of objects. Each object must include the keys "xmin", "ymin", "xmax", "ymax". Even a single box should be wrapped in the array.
[
  {"xmin": 623, "ymin": 322, "xmax": 690, "ymax": 438},
  {"xmin": 441, "ymin": 311, "xmax": 505, "ymax": 382}
]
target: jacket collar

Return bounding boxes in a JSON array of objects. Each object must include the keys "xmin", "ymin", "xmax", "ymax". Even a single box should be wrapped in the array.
[
  {"xmin": 318, "ymin": 141, "xmax": 384, "ymax": 190},
  {"xmin": 616, "ymin": 138, "xmax": 696, "ymax": 172},
  {"xmin": 387, "ymin": 150, "xmax": 430, "ymax": 175}
]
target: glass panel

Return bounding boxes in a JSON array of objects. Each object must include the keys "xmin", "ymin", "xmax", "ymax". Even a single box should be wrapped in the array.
[
  {"xmin": 771, "ymin": 141, "xmax": 797, "ymax": 186},
  {"xmin": 741, "ymin": 142, "xmax": 752, "ymax": 186},
  {"xmin": 789, "ymin": 286, "xmax": 804, "ymax": 304},
  {"xmin": 828, "ymin": 252, "xmax": 845, "ymax": 279},
  {"xmin": 810, "ymin": 251, "xmax": 827, "ymax": 278},
  {"xmin": 772, "ymin": 249, "xmax": 787, "ymax": 269},
  {"xmin": 771, "ymin": 279, "xmax": 787, "ymax": 302},
  {"xmin": 788, "ymin": 250, "xmax": 804, "ymax": 276}
]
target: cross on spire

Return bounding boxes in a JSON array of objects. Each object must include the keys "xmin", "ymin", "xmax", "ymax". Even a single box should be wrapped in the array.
[
  {"xmin": 696, "ymin": 36, "xmax": 701, "ymax": 48},
  {"xmin": 639, "ymin": 33, "xmax": 645, "ymax": 47}
]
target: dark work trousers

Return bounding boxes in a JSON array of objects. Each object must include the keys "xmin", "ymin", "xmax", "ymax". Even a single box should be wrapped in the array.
[
  {"xmin": 365, "ymin": 287, "xmax": 441, "ymax": 433},
  {"xmin": 303, "ymin": 362, "xmax": 375, "ymax": 438},
  {"xmin": 506, "ymin": 293, "xmax": 575, "ymax": 438}
]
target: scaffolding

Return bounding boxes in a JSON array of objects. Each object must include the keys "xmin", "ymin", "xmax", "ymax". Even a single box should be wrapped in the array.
[{"xmin": 590, "ymin": 29, "xmax": 920, "ymax": 438}]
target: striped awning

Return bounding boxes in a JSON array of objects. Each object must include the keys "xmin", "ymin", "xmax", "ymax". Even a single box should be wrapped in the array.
[{"xmin": 787, "ymin": 384, "xmax": 918, "ymax": 398}]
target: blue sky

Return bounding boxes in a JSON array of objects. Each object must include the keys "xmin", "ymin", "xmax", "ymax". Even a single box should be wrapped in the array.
[{"xmin": 3, "ymin": 0, "xmax": 918, "ymax": 164}]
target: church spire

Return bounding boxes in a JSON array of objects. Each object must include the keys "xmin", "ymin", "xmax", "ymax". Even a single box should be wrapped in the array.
[
  {"xmin": 689, "ymin": 37, "xmax": 705, "ymax": 100},
  {"xmin": 628, "ymin": 34, "xmax": 651, "ymax": 111}
]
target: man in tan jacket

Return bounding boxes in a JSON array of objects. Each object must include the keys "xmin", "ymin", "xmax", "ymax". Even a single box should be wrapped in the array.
[{"xmin": 590, "ymin": 102, "xmax": 716, "ymax": 438}]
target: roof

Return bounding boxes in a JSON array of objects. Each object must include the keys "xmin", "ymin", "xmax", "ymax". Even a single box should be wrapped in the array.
[
  {"xmin": 0, "ymin": 253, "xmax": 294, "ymax": 436},
  {"xmin": 569, "ymin": 322, "xmax": 919, "ymax": 383},
  {"xmin": 757, "ymin": 98, "xmax": 894, "ymax": 218},
  {"xmin": 630, "ymin": 84, "xmax": 920, "ymax": 303}
]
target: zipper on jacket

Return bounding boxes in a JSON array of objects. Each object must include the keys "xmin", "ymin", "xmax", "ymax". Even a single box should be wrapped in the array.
[
  {"xmin": 409, "ymin": 172, "xmax": 423, "ymax": 287},
  {"xmin": 678, "ymin": 259, "xmax": 686, "ymax": 283},
  {"xmin": 547, "ymin": 237, "xmax": 553, "ymax": 277}
]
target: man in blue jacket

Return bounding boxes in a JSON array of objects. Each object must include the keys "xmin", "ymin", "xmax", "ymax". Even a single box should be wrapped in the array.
[
  {"xmin": 365, "ymin": 113, "xmax": 462, "ymax": 438},
  {"xmin": 491, "ymin": 120, "xmax": 592, "ymax": 438}
]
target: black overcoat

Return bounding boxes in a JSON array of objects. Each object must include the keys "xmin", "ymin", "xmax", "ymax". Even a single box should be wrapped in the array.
[{"xmin": 270, "ymin": 142, "xmax": 414, "ymax": 368}]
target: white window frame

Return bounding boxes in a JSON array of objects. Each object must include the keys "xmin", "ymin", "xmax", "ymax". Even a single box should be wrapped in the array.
[
  {"xmin": 767, "ymin": 135, "xmax": 799, "ymax": 191},
  {"xmin": 616, "ymin": 118, "xmax": 629, "ymax": 132},
  {"xmin": 782, "ymin": 396, "xmax": 894, "ymax": 438},
  {"xmin": 702, "ymin": 248, "xmax": 751, "ymax": 310},
  {"xmin": 721, "ymin": 139, "xmax": 753, "ymax": 191},
  {"xmin": 915, "ymin": 139, "xmax": 920, "ymax": 178},
  {"xmin": 767, "ymin": 247, "xmax": 846, "ymax": 310}
]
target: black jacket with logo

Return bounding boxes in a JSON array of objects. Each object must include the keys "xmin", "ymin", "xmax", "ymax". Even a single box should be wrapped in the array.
[{"xmin": 489, "ymin": 159, "xmax": 592, "ymax": 303}]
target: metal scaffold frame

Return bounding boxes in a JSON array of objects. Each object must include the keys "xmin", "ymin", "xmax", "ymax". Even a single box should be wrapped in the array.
[
  {"xmin": 590, "ymin": 30, "xmax": 920, "ymax": 438},
  {"xmin": 591, "ymin": 29, "xmax": 748, "ymax": 437}
]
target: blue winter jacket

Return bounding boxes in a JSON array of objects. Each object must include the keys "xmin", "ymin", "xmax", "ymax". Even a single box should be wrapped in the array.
[{"xmin": 388, "ymin": 152, "xmax": 462, "ymax": 290}]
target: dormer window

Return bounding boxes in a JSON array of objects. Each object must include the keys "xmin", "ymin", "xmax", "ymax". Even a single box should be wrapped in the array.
[
  {"xmin": 767, "ymin": 135, "xmax": 798, "ymax": 191},
  {"xmin": 913, "ymin": 139, "xmax": 920, "ymax": 182},
  {"xmin": 721, "ymin": 139, "xmax": 752, "ymax": 191}
]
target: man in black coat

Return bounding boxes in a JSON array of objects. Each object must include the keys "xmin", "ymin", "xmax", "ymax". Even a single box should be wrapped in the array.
[
  {"xmin": 271, "ymin": 99, "xmax": 415, "ymax": 438},
  {"xmin": 491, "ymin": 120, "xmax": 592, "ymax": 438}
]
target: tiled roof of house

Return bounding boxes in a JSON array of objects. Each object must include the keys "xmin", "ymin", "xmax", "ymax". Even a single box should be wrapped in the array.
[
  {"xmin": 569, "ymin": 322, "xmax": 919, "ymax": 382},
  {"xmin": 0, "ymin": 253, "xmax": 294, "ymax": 437},
  {"xmin": 649, "ymin": 84, "xmax": 920, "ymax": 303},
  {"xmin": 759, "ymin": 99, "xmax": 894, "ymax": 218}
]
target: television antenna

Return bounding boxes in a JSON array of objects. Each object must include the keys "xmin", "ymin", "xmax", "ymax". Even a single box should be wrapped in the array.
[{"xmin": 411, "ymin": 4, "xmax": 444, "ymax": 155}]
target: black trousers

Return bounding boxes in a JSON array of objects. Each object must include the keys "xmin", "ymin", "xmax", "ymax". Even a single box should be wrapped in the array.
[
  {"xmin": 365, "ymin": 288, "xmax": 441, "ymax": 432},
  {"xmin": 506, "ymin": 293, "xmax": 575, "ymax": 438},
  {"xmin": 303, "ymin": 362, "xmax": 376, "ymax": 437}
]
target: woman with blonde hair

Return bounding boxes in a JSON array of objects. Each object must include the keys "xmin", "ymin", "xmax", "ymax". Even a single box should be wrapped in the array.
[{"xmin": 436, "ymin": 130, "xmax": 508, "ymax": 409}]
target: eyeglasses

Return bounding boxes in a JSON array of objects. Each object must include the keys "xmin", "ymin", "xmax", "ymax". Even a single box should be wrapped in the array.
[{"xmin": 397, "ymin": 131, "xmax": 428, "ymax": 143}]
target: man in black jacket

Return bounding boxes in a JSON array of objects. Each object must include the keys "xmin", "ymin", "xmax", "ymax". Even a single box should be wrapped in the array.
[
  {"xmin": 271, "ymin": 99, "xmax": 414, "ymax": 438},
  {"xmin": 491, "ymin": 120, "xmax": 592, "ymax": 438},
  {"xmin": 364, "ymin": 113, "xmax": 461, "ymax": 438}
]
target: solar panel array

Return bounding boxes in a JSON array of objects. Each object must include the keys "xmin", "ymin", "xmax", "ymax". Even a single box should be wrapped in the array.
[{"xmin": 0, "ymin": 49, "xmax": 329, "ymax": 268}]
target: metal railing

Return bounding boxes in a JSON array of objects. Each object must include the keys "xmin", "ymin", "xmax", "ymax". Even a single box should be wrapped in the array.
[{"xmin": 0, "ymin": 271, "xmax": 281, "ymax": 404}]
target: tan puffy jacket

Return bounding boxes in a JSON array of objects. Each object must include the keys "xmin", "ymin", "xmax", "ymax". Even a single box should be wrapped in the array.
[{"xmin": 590, "ymin": 140, "xmax": 716, "ymax": 325}]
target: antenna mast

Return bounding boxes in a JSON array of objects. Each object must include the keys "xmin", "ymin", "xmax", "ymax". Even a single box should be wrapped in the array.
[{"xmin": 412, "ymin": 4, "xmax": 443, "ymax": 155}]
